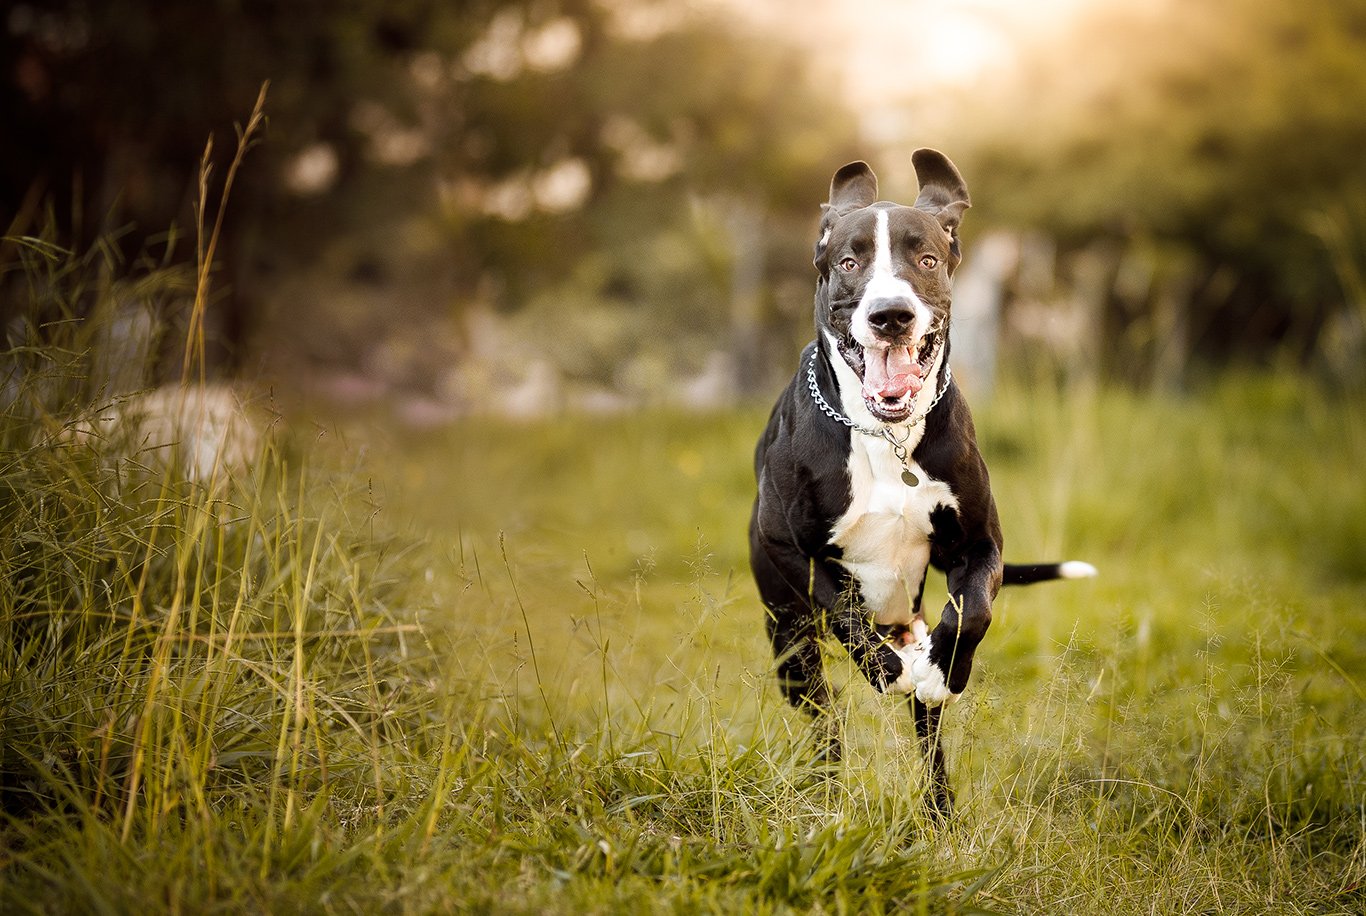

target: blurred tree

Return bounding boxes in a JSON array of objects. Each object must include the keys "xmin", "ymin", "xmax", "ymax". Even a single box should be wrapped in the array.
[
  {"xmin": 420, "ymin": 4, "xmax": 856, "ymax": 395},
  {"xmin": 943, "ymin": 0, "xmax": 1366, "ymax": 376},
  {"xmin": 1, "ymin": 0, "xmax": 460, "ymax": 366},
  {"xmin": 1, "ymin": 0, "xmax": 858, "ymax": 397}
]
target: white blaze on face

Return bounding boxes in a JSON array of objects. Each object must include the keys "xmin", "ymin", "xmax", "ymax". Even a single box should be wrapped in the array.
[{"xmin": 850, "ymin": 209, "xmax": 935, "ymax": 350}]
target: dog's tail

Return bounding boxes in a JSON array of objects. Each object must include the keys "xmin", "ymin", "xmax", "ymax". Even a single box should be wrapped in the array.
[{"xmin": 1003, "ymin": 561, "xmax": 1098, "ymax": 586}]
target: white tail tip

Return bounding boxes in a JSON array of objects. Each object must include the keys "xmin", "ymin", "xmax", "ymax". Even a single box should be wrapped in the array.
[{"xmin": 1059, "ymin": 561, "xmax": 1098, "ymax": 579}]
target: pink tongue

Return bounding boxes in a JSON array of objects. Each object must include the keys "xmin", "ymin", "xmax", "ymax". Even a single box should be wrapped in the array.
[{"xmin": 863, "ymin": 347, "xmax": 923, "ymax": 400}]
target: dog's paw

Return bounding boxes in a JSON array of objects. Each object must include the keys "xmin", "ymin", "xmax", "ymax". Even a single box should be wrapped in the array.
[{"xmin": 888, "ymin": 620, "xmax": 959, "ymax": 706}]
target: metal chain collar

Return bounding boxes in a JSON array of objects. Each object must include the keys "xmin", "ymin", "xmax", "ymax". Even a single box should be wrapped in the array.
[{"xmin": 805, "ymin": 343, "xmax": 951, "ymax": 476}]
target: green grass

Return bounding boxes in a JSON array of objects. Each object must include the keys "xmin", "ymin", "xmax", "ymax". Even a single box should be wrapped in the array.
[
  {"xmin": 3, "ymin": 305, "xmax": 1365, "ymax": 914},
  {"xmin": 379, "ymin": 373, "xmax": 1366, "ymax": 913}
]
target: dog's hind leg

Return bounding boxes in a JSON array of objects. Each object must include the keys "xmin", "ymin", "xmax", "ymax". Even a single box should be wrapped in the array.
[
  {"xmin": 910, "ymin": 694, "xmax": 954, "ymax": 819},
  {"xmin": 766, "ymin": 609, "xmax": 841, "ymax": 762},
  {"xmin": 750, "ymin": 534, "xmax": 846, "ymax": 762}
]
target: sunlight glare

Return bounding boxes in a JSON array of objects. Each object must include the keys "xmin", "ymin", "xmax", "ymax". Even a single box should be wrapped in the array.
[{"xmin": 718, "ymin": 0, "xmax": 1103, "ymax": 98}]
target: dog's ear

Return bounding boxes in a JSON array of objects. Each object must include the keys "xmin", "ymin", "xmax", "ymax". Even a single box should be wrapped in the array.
[
  {"xmin": 815, "ymin": 161, "xmax": 879, "ymax": 267},
  {"xmin": 912, "ymin": 149, "xmax": 970, "ymax": 257},
  {"xmin": 829, "ymin": 160, "xmax": 879, "ymax": 213}
]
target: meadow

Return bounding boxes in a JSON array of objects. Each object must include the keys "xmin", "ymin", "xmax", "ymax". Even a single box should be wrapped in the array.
[{"xmin": 3, "ymin": 328, "xmax": 1365, "ymax": 912}]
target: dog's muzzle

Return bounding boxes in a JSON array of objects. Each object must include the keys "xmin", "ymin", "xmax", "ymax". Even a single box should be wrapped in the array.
[{"xmin": 852, "ymin": 322, "xmax": 939, "ymax": 423}]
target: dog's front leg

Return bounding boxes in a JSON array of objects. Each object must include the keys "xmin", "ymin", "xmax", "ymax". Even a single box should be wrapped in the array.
[
  {"xmin": 826, "ymin": 588, "xmax": 916, "ymax": 695},
  {"xmin": 909, "ymin": 694, "xmax": 953, "ymax": 818},
  {"xmin": 753, "ymin": 539, "xmax": 910, "ymax": 701},
  {"xmin": 917, "ymin": 537, "xmax": 1003, "ymax": 705},
  {"xmin": 753, "ymin": 538, "xmax": 864, "ymax": 761}
]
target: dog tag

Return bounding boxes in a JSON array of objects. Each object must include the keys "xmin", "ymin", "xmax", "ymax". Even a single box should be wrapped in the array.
[{"xmin": 901, "ymin": 469, "xmax": 919, "ymax": 487}]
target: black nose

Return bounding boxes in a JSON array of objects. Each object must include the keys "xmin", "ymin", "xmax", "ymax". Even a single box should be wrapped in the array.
[{"xmin": 866, "ymin": 298, "xmax": 915, "ymax": 336}]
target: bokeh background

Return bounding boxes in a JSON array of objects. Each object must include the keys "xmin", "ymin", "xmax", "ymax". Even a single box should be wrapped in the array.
[
  {"xmin": 5, "ymin": 0, "xmax": 1364, "ymax": 412},
  {"xmin": 6, "ymin": 4, "xmax": 1366, "ymax": 910}
]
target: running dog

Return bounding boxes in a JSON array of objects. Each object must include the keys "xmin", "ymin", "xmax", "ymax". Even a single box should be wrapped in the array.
[{"xmin": 749, "ymin": 150, "xmax": 1095, "ymax": 816}]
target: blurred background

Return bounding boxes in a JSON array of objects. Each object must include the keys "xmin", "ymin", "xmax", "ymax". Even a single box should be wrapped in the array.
[{"xmin": 4, "ymin": 0, "xmax": 1365, "ymax": 419}]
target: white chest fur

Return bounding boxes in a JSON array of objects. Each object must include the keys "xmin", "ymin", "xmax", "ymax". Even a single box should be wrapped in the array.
[
  {"xmin": 820, "ymin": 332, "xmax": 958, "ymax": 625},
  {"xmin": 829, "ymin": 433, "xmax": 959, "ymax": 625}
]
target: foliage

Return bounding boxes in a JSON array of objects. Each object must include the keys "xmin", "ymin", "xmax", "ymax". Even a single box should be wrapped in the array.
[
  {"xmin": 2, "ymin": 1, "xmax": 857, "ymax": 388},
  {"xmin": 943, "ymin": 0, "xmax": 1366, "ymax": 362},
  {"xmin": 9, "ymin": 0, "xmax": 1366, "ymax": 388}
]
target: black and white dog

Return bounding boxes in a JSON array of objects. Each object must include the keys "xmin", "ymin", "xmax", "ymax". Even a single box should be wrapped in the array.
[{"xmin": 749, "ymin": 150, "xmax": 1094, "ymax": 816}]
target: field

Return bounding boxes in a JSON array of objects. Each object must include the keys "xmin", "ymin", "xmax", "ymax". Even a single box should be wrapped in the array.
[{"xmin": 3, "ymin": 355, "xmax": 1365, "ymax": 913}]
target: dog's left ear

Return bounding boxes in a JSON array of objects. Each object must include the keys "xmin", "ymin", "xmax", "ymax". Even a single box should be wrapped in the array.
[{"xmin": 912, "ymin": 149, "xmax": 970, "ymax": 260}]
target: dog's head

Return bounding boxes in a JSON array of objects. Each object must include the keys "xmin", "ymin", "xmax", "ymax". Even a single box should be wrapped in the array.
[{"xmin": 812, "ymin": 150, "xmax": 969, "ymax": 423}]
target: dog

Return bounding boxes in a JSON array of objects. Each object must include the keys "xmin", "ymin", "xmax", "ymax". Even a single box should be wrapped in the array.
[{"xmin": 749, "ymin": 149, "xmax": 1095, "ymax": 817}]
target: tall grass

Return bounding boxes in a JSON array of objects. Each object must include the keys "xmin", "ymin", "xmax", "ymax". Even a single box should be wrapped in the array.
[
  {"xmin": 6, "ymin": 328, "xmax": 1366, "ymax": 913},
  {"xmin": 3, "ymin": 110, "xmax": 1365, "ymax": 912},
  {"xmin": 1, "ymin": 92, "xmax": 456, "ymax": 912},
  {"xmin": 1, "ymin": 103, "xmax": 991, "ymax": 914},
  {"xmin": 5, "ymin": 272, "xmax": 1365, "ymax": 911},
  {"xmin": 378, "ymin": 369, "xmax": 1366, "ymax": 914}
]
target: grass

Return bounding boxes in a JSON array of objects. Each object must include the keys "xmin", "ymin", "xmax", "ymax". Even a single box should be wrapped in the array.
[
  {"xmin": 376, "ymin": 373, "xmax": 1366, "ymax": 914},
  {"xmin": 3, "ymin": 252, "xmax": 1365, "ymax": 911}
]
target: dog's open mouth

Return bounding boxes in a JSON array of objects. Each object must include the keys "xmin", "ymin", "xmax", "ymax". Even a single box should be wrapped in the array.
[{"xmin": 839, "ymin": 331, "xmax": 940, "ymax": 423}]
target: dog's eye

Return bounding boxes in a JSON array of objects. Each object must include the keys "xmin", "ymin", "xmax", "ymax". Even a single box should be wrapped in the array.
[
  {"xmin": 918, "ymin": 254, "xmax": 939, "ymax": 270},
  {"xmin": 838, "ymin": 257, "xmax": 859, "ymax": 273}
]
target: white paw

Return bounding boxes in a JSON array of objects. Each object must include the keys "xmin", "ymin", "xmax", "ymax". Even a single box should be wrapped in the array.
[{"xmin": 888, "ymin": 621, "xmax": 960, "ymax": 706}]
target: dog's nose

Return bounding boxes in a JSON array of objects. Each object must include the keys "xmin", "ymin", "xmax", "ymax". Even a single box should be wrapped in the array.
[{"xmin": 866, "ymin": 298, "xmax": 916, "ymax": 337}]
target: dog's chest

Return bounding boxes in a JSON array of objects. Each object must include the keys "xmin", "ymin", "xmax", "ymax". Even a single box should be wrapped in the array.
[{"xmin": 829, "ymin": 434, "xmax": 958, "ymax": 624}]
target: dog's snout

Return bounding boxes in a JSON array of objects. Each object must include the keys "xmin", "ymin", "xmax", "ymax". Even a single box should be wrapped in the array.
[{"xmin": 866, "ymin": 298, "xmax": 916, "ymax": 337}]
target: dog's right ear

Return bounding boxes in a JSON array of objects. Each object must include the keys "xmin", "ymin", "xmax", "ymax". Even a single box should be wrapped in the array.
[
  {"xmin": 815, "ymin": 161, "xmax": 879, "ymax": 268},
  {"xmin": 829, "ymin": 160, "xmax": 879, "ymax": 212}
]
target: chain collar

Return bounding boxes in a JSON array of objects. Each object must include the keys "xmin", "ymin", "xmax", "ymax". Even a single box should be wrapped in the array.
[{"xmin": 806, "ymin": 342, "xmax": 951, "ymax": 481}]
